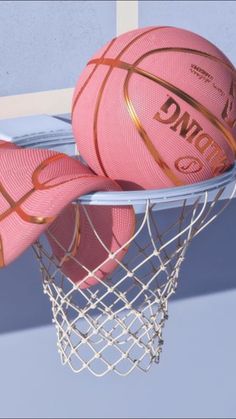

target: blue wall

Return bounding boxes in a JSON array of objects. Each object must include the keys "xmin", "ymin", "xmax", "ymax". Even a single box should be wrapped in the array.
[
  {"xmin": 0, "ymin": 289, "xmax": 236, "ymax": 418},
  {"xmin": 0, "ymin": 1, "xmax": 236, "ymax": 418},
  {"xmin": 0, "ymin": 0, "xmax": 115, "ymax": 95},
  {"xmin": 139, "ymin": 0, "xmax": 236, "ymax": 65}
]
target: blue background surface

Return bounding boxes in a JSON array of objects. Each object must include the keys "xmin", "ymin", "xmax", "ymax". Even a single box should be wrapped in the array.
[
  {"xmin": 0, "ymin": 0, "xmax": 115, "ymax": 95},
  {"xmin": 139, "ymin": 0, "xmax": 236, "ymax": 63},
  {"xmin": 0, "ymin": 289, "xmax": 236, "ymax": 418},
  {"xmin": 0, "ymin": 1, "xmax": 236, "ymax": 418}
]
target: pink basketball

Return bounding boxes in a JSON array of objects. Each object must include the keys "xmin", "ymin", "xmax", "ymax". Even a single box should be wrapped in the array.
[
  {"xmin": 72, "ymin": 26, "xmax": 236, "ymax": 190},
  {"xmin": 0, "ymin": 141, "xmax": 135, "ymax": 289}
]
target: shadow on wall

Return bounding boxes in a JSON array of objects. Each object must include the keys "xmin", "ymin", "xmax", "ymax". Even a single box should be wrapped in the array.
[{"xmin": 0, "ymin": 198, "xmax": 235, "ymax": 334}]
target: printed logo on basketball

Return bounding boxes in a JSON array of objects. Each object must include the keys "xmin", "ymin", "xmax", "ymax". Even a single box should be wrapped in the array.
[
  {"xmin": 175, "ymin": 156, "xmax": 203, "ymax": 174},
  {"xmin": 190, "ymin": 64, "xmax": 213, "ymax": 84},
  {"xmin": 221, "ymin": 80, "xmax": 236, "ymax": 128},
  {"xmin": 154, "ymin": 96, "xmax": 229, "ymax": 175}
]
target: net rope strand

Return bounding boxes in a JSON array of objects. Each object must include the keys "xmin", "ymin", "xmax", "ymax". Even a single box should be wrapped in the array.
[{"xmin": 32, "ymin": 179, "xmax": 236, "ymax": 376}]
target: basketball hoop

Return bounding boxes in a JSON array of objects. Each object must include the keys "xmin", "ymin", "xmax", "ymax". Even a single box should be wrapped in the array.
[{"xmin": 32, "ymin": 162, "xmax": 236, "ymax": 376}]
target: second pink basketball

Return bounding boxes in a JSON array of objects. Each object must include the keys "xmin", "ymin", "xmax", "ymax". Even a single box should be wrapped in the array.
[{"xmin": 72, "ymin": 26, "xmax": 236, "ymax": 190}]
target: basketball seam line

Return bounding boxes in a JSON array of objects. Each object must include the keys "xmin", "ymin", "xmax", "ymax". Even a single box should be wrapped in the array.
[{"xmin": 89, "ymin": 55, "xmax": 235, "ymax": 162}]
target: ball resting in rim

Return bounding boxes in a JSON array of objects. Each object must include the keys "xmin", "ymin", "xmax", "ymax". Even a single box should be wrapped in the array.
[{"xmin": 32, "ymin": 163, "xmax": 236, "ymax": 376}]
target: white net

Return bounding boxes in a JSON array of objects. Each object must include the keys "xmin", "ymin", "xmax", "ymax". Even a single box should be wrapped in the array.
[{"xmin": 33, "ymin": 179, "xmax": 236, "ymax": 376}]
